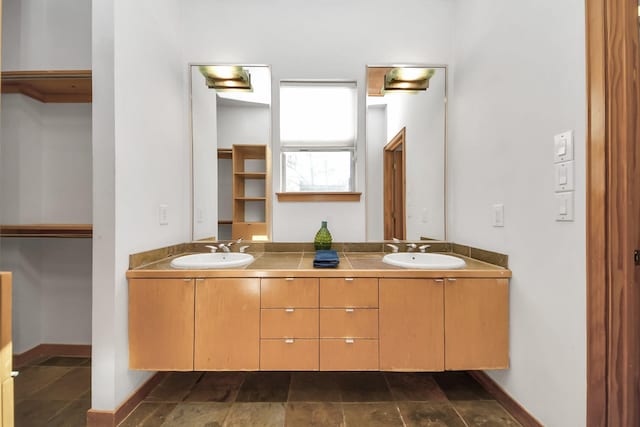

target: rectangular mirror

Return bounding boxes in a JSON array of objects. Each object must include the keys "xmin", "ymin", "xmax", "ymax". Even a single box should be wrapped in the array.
[
  {"xmin": 190, "ymin": 64, "xmax": 272, "ymax": 242},
  {"xmin": 365, "ymin": 65, "xmax": 447, "ymax": 241}
]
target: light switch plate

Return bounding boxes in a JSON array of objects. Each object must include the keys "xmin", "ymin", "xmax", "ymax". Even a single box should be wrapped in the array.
[
  {"xmin": 492, "ymin": 204, "xmax": 504, "ymax": 227},
  {"xmin": 555, "ymin": 192, "xmax": 574, "ymax": 221},
  {"xmin": 554, "ymin": 131, "xmax": 574, "ymax": 163},
  {"xmin": 555, "ymin": 161, "xmax": 575, "ymax": 192}
]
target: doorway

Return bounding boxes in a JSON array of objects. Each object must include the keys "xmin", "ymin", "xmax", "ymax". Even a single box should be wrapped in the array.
[{"xmin": 383, "ymin": 128, "xmax": 406, "ymax": 240}]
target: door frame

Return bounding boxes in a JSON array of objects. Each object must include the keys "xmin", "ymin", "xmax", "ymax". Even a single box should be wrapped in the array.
[
  {"xmin": 383, "ymin": 127, "xmax": 406, "ymax": 240},
  {"xmin": 586, "ymin": 0, "xmax": 640, "ymax": 425}
]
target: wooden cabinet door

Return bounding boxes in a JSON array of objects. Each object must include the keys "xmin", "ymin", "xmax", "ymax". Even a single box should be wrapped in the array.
[
  {"xmin": 195, "ymin": 278, "xmax": 260, "ymax": 370},
  {"xmin": 444, "ymin": 278, "xmax": 509, "ymax": 370},
  {"xmin": 128, "ymin": 278, "xmax": 195, "ymax": 370},
  {"xmin": 379, "ymin": 279, "xmax": 444, "ymax": 371}
]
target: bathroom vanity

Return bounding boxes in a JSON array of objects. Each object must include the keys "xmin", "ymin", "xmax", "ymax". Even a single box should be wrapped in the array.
[{"xmin": 126, "ymin": 249, "xmax": 510, "ymax": 373}]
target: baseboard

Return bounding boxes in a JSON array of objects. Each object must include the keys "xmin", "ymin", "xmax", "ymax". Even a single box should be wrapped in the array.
[
  {"xmin": 469, "ymin": 371, "xmax": 543, "ymax": 427},
  {"xmin": 13, "ymin": 343, "xmax": 91, "ymax": 369},
  {"xmin": 86, "ymin": 372, "xmax": 167, "ymax": 427}
]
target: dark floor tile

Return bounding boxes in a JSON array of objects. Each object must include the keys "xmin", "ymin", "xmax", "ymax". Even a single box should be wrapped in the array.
[
  {"xmin": 342, "ymin": 402, "xmax": 403, "ymax": 427},
  {"xmin": 14, "ymin": 399, "xmax": 69, "ymax": 427},
  {"xmin": 119, "ymin": 402, "xmax": 178, "ymax": 427},
  {"xmin": 288, "ymin": 372, "xmax": 342, "ymax": 402},
  {"xmin": 385, "ymin": 373, "xmax": 448, "ymax": 402},
  {"xmin": 285, "ymin": 402, "xmax": 344, "ymax": 427},
  {"xmin": 146, "ymin": 372, "xmax": 203, "ymax": 402},
  {"xmin": 29, "ymin": 367, "xmax": 91, "ymax": 401},
  {"xmin": 184, "ymin": 372, "xmax": 246, "ymax": 402},
  {"xmin": 161, "ymin": 402, "xmax": 231, "ymax": 426},
  {"xmin": 454, "ymin": 401, "xmax": 522, "ymax": 427},
  {"xmin": 223, "ymin": 402, "xmax": 285, "ymax": 427},
  {"xmin": 398, "ymin": 401, "xmax": 466, "ymax": 427},
  {"xmin": 236, "ymin": 372, "xmax": 291, "ymax": 402},
  {"xmin": 432, "ymin": 372, "xmax": 493, "ymax": 401},
  {"xmin": 337, "ymin": 373, "xmax": 393, "ymax": 402},
  {"xmin": 38, "ymin": 356, "xmax": 91, "ymax": 367},
  {"xmin": 14, "ymin": 366, "xmax": 73, "ymax": 400},
  {"xmin": 46, "ymin": 398, "xmax": 92, "ymax": 427}
]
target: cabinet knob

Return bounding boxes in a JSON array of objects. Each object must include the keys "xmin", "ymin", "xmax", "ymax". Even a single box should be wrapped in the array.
[
  {"xmin": 345, "ymin": 338, "xmax": 355, "ymax": 344},
  {"xmin": 285, "ymin": 338, "xmax": 295, "ymax": 344},
  {"xmin": 285, "ymin": 308, "xmax": 295, "ymax": 313}
]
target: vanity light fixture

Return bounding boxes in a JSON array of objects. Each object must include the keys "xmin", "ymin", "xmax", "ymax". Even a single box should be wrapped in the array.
[
  {"xmin": 199, "ymin": 65, "xmax": 253, "ymax": 92},
  {"xmin": 382, "ymin": 67, "xmax": 435, "ymax": 94}
]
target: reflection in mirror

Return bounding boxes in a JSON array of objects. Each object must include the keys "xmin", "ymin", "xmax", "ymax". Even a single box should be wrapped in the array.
[
  {"xmin": 366, "ymin": 65, "xmax": 446, "ymax": 241},
  {"xmin": 191, "ymin": 65, "xmax": 272, "ymax": 242}
]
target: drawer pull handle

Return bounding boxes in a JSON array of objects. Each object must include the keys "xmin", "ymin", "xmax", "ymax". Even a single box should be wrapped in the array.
[
  {"xmin": 183, "ymin": 279, "xmax": 191, "ymax": 282},
  {"xmin": 434, "ymin": 279, "xmax": 444, "ymax": 283},
  {"xmin": 345, "ymin": 308, "xmax": 354, "ymax": 313},
  {"xmin": 285, "ymin": 278, "xmax": 295, "ymax": 281},
  {"xmin": 285, "ymin": 308, "xmax": 295, "ymax": 313},
  {"xmin": 447, "ymin": 278, "xmax": 457, "ymax": 282},
  {"xmin": 285, "ymin": 338, "xmax": 295, "ymax": 344},
  {"xmin": 344, "ymin": 278, "xmax": 354, "ymax": 281},
  {"xmin": 345, "ymin": 338, "xmax": 355, "ymax": 344},
  {"xmin": 195, "ymin": 278, "xmax": 204, "ymax": 282}
]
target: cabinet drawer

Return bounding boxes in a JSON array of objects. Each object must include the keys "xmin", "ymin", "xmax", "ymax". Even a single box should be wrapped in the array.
[
  {"xmin": 320, "ymin": 309, "xmax": 378, "ymax": 339},
  {"xmin": 319, "ymin": 278, "xmax": 378, "ymax": 308},
  {"xmin": 261, "ymin": 278, "xmax": 319, "ymax": 308},
  {"xmin": 261, "ymin": 308, "xmax": 318, "ymax": 338},
  {"xmin": 260, "ymin": 339, "xmax": 319, "ymax": 371},
  {"xmin": 319, "ymin": 339, "xmax": 379, "ymax": 371}
]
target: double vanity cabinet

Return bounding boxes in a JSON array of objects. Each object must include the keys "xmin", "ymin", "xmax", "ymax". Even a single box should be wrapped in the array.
[{"xmin": 128, "ymin": 261, "xmax": 510, "ymax": 372}]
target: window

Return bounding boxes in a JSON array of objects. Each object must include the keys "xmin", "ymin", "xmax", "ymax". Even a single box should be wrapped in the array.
[{"xmin": 279, "ymin": 81, "xmax": 358, "ymax": 196}]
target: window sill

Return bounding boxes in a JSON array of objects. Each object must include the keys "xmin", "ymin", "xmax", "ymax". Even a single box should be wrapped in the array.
[{"xmin": 276, "ymin": 192, "xmax": 362, "ymax": 202}]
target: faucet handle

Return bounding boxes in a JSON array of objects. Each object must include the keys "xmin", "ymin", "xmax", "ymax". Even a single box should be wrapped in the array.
[
  {"xmin": 418, "ymin": 244, "xmax": 431, "ymax": 253},
  {"xmin": 239, "ymin": 245, "xmax": 250, "ymax": 253},
  {"xmin": 205, "ymin": 245, "xmax": 218, "ymax": 253},
  {"xmin": 386, "ymin": 244, "xmax": 399, "ymax": 253}
]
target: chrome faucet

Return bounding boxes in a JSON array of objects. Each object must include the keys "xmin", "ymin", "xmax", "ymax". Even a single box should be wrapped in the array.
[
  {"xmin": 218, "ymin": 243, "xmax": 231, "ymax": 253},
  {"xmin": 406, "ymin": 243, "xmax": 417, "ymax": 252},
  {"xmin": 418, "ymin": 244, "xmax": 431, "ymax": 253}
]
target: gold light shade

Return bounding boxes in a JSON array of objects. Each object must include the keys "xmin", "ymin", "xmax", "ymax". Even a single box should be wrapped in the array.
[
  {"xmin": 199, "ymin": 65, "xmax": 252, "ymax": 91},
  {"xmin": 383, "ymin": 67, "xmax": 435, "ymax": 93}
]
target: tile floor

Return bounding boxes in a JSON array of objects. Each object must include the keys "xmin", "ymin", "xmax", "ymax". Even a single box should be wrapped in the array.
[
  {"xmin": 14, "ymin": 356, "xmax": 91, "ymax": 427},
  {"xmin": 13, "ymin": 357, "xmax": 523, "ymax": 426}
]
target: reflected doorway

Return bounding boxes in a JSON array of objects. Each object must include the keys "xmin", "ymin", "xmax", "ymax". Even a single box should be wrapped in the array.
[{"xmin": 384, "ymin": 127, "xmax": 406, "ymax": 240}]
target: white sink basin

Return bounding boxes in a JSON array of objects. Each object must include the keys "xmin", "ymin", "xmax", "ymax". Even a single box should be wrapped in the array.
[
  {"xmin": 382, "ymin": 253, "xmax": 466, "ymax": 269},
  {"xmin": 170, "ymin": 253, "xmax": 254, "ymax": 269}
]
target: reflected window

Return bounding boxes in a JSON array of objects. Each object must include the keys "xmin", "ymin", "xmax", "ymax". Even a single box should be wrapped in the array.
[{"xmin": 280, "ymin": 81, "xmax": 357, "ymax": 192}]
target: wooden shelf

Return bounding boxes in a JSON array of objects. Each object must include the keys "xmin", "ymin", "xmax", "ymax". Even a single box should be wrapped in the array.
[
  {"xmin": 234, "ymin": 172, "xmax": 267, "ymax": 179},
  {"xmin": 0, "ymin": 224, "xmax": 93, "ymax": 238},
  {"xmin": 235, "ymin": 197, "xmax": 267, "ymax": 202},
  {"xmin": 1, "ymin": 70, "xmax": 92, "ymax": 103},
  {"xmin": 276, "ymin": 192, "xmax": 362, "ymax": 202},
  {"xmin": 218, "ymin": 220, "xmax": 232, "ymax": 225}
]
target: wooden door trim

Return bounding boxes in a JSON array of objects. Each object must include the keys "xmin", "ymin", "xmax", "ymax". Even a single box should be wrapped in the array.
[
  {"xmin": 586, "ymin": 0, "xmax": 640, "ymax": 426},
  {"xmin": 383, "ymin": 128, "xmax": 406, "ymax": 239}
]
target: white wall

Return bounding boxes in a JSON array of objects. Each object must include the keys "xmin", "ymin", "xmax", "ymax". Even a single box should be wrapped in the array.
[
  {"xmin": 217, "ymin": 101, "xmax": 270, "ymax": 149},
  {"xmin": 365, "ymin": 105, "xmax": 386, "ymax": 240},
  {"xmin": 0, "ymin": 94, "xmax": 92, "ymax": 353},
  {"xmin": 181, "ymin": 0, "xmax": 454, "ymax": 242},
  {"xmin": 449, "ymin": 1, "xmax": 586, "ymax": 426},
  {"xmin": 92, "ymin": 0, "xmax": 189, "ymax": 411},
  {"xmin": 2, "ymin": 0, "xmax": 91, "ymax": 70}
]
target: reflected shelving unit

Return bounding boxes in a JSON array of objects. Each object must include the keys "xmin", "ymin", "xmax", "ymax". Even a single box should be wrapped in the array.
[{"xmin": 232, "ymin": 144, "xmax": 270, "ymax": 240}]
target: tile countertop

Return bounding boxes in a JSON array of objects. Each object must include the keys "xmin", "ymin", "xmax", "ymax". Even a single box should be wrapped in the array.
[{"xmin": 126, "ymin": 252, "xmax": 511, "ymax": 279}]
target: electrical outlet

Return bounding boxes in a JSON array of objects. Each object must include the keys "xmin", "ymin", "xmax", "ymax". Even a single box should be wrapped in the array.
[
  {"xmin": 159, "ymin": 204, "xmax": 169, "ymax": 225},
  {"xmin": 492, "ymin": 204, "xmax": 504, "ymax": 227}
]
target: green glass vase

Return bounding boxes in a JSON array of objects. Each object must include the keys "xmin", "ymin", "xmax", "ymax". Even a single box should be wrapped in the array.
[{"xmin": 314, "ymin": 221, "xmax": 333, "ymax": 250}]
